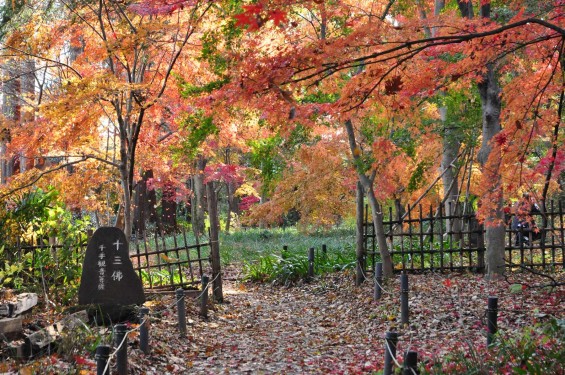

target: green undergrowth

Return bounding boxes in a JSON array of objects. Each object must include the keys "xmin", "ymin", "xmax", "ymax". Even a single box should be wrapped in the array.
[
  {"xmin": 219, "ymin": 226, "xmax": 357, "ymax": 284},
  {"xmin": 219, "ymin": 225, "xmax": 356, "ymax": 265},
  {"xmin": 421, "ymin": 318, "xmax": 565, "ymax": 374}
]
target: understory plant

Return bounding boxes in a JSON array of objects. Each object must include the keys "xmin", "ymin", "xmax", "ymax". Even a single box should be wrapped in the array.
[
  {"xmin": 422, "ymin": 318, "xmax": 565, "ymax": 374},
  {"xmin": 243, "ymin": 246, "xmax": 356, "ymax": 284},
  {"xmin": 0, "ymin": 188, "xmax": 90, "ymax": 304}
]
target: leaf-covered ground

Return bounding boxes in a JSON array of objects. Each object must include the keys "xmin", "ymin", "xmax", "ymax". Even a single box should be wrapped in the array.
[
  {"xmin": 128, "ymin": 267, "xmax": 563, "ymax": 374},
  {"xmin": 2, "ymin": 267, "xmax": 564, "ymax": 374}
]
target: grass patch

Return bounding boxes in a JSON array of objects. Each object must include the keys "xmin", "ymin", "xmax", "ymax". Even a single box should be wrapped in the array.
[{"xmin": 219, "ymin": 225, "xmax": 356, "ymax": 266}]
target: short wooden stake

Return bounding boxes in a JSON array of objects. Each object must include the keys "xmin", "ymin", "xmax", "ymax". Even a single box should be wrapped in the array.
[
  {"xmin": 322, "ymin": 244, "xmax": 327, "ymax": 256},
  {"xmin": 176, "ymin": 288, "xmax": 187, "ymax": 335},
  {"xmin": 384, "ymin": 331, "xmax": 398, "ymax": 375},
  {"xmin": 114, "ymin": 323, "xmax": 128, "ymax": 375},
  {"xmin": 95, "ymin": 345, "xmax": 111, "ymax": 375},
  {"xmin": 487, "ymin": 296, "xmax": 498, "ymax": 346},
  {"xmin": 139, "ymin": 307, "xmax": 149, "ymax": 354},
  {"xmin": 374, "ymin": 262, "xmax": 383, "ymax": 300},
  {"xmin": 403, "ymin": 350, "xmax": 418, "ymax": 375},
  {"xmin": 200, "ymin": 275, "xmax": 209, "ymax": 318},
  {"xmin": 308, "ymin": 247, "xmax": 315, "ymax": 278},
  {"xmin": 400, "ymin": 273, "xmax": 409, "ymax": 325}
]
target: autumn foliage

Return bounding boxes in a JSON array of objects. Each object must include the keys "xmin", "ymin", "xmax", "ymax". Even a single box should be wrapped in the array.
[{"xmin": 0, "ymin": 0, "xmax": 564, "ymax": 234}]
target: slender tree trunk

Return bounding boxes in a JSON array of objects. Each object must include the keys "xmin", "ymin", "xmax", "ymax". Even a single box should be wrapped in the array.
[
  {"xmin": 224, "ymin": 148, "xmax": 234, "ymax": 232},
  {"xmin": 355, "ymin": 181, "xmax": 365, "ymax": 285},
  {"xmin": 441, "ymin": 111, "xmax": 463, "ymax": 238},
  {"xmin": 192, "ymin": 155, "xmax": 207, "ymax": 237},
  {"xmin": 344, "ymin": 119, "xmax": 394, "ymax": 277},
  {"xmin": 206, "ymin": 181, "xmax": 223, "ymax": 302},
  {"xmin": 478, "ymin": 63, "xmax": 505, "ymax": 277}
]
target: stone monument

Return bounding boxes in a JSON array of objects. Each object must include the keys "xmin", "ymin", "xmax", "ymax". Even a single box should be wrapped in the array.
[{"xmin": 78, "ymin": 227, "xmax": 145, "ymax": 306}]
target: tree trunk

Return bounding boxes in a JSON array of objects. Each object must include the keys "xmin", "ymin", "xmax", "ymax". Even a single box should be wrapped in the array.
[
  {"xmin": 344, "ymin": 119, "xmax": 394, "ymax": 277},
  {"xmin": 224, "ymin": 148, "xmax": 234, "ymax": 232},
  {"xmin": 191, "ymin": 155, "xmax": 207, "ymax": 237},
  {"xmin": 1, "ymin": 60, "xmax": 19, "ymax": 183},
  {"xmin": 355, "ymin": 181, "xmax": 365, "ymax": 285},
  {"xmin": 441, "ymin": 110, "xmax": 463, "ymax": 238},
  {"xmin": 478, "ymin": 63, "xmax": 505, "ymax": 277},
  {"xmin": 162, "ymin": 181, "xmax": 177, "ymax": 234},
  {"xmin": 206, "ymin": 181, "xmax": 223, "ymax": 302}
]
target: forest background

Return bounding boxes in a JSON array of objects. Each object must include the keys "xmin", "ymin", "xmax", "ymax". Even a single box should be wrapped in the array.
[
  {"xmin": 0, "ymin": 0, "xmax": 564, "ymax": 373},
  {"xmin": 0, "ymin": 0, "xmax": 564, "ymax": 281}
]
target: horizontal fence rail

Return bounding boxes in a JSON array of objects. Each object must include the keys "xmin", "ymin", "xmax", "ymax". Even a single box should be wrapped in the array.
[{"xmin": 363, "ymin": 200, "xmax": 565, "ymax": 274}]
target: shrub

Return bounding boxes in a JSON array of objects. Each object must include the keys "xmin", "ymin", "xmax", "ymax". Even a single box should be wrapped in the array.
[
  {"xmin": 423, "ymin": 318, "xmax": 565, "ymax": 374},
  {"xmin": 0, "ymin": 188, "xmax": 90, "ymax": 304}
]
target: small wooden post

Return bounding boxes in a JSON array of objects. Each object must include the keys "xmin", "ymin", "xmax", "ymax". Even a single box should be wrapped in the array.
[
  {"xmin": 403, "ymin": 351, "xmax": 418, "ymax": 375},
  {"xmin": 176, "ymin": 288, "xmax": 187, "ymax": 336},
  {"xmin": 400, "ymin": 273, "xmax": 409, "ymax": 325},
  {"xmin": 487, "ymin": 296, "xmax": 498, "ymax": 346},
  {"xmin": 374, "ymin": 262, "xmax": 383, "ymax": 300},
  {"xmin": 139, "ymin": 307, "xmax": 149, "ymax": 354},
  {"xmin": 200, "ymin": 275, "xmax": 209, "ymax": 318},
  {"xmin": 308, "ymin": 247, "xmax": 315, "ymax": 278},
  {"xmin": 384, "ymin": 331, "xmax": 398, "ymax": 375},
  {"xmin": 95, "ymin": 345, "xmax": 111, "ymax": 375},
  {"xmin": 114, "ymin": 324, "xmax": 128, "ymax": 375}
]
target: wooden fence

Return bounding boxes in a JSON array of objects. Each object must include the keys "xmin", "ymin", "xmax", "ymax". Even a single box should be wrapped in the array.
[
  {"xmin": 362, "ymin": 200, "xmax": 565, "ymax": 274},
  {"xmin": 130, "ymin": 229, "xmax": 211, "ymax": 291},
  {"xmin": 3, "ymin": 228, "xmax": 210, "ymax": 292}
]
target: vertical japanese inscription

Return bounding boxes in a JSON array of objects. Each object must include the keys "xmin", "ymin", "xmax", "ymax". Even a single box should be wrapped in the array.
[{"xmin": 98, "ymin": 244, "xmax": 106, "ymax": 291}]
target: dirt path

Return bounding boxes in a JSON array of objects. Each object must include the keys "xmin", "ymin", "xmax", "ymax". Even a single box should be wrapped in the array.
[{"xmin": 128, "ymin": 269, "xmax": 563, "ymax": 374}]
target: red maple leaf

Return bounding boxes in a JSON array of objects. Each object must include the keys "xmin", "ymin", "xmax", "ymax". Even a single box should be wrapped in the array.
[
  {"xmin": 443, "ymin": 278, "xmax": 452, "ymax": 288},
  {"xmin": 384, "ymin": 75, "xmax": 403, "ymax": 95},
  {"xmin": 269, "ymin": 10, "xmax": 287, "ymax": 26},
  {"xmin": 234, "ymin": 13, "xmax": 258, "ymax": 29},
  {"xmin": 242, "ymin": 4, "xmax": 263, "ymax": 14}
]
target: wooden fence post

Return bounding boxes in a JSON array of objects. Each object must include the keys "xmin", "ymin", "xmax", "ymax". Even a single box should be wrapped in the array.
[
  {"xmin": 400, "ymin": 273, "xmax": 409, "ymax": 325},
  {"xmin": 384, "ymin": 331, "xmax": 398, "ymax": 375},
  {"xmin": 95, "ymin": 345, "xmax": 110, "ymax": 375},
  {"xmin": 139, "ymin": 307, "xmax": 149, "ymax": 354},
  {"xmin": 374, "ymin": 262, "xmax": 383, "ymax": 300},
  {"xmin": 176, "ymin": 289, "xmax": 187, "ymax": 336},
  {"xmin": 487, "ymin": 296, "xmax": 498, "ymax": 346},
  {"xmin": 114, "ymin": 324, "xmax": 128, "ymax": 375}
]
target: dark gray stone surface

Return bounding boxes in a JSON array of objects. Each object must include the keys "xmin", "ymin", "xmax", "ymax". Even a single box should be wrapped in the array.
[{"xmin": 78, "ymin": 227, "xmax": 145, "ymax": 306}]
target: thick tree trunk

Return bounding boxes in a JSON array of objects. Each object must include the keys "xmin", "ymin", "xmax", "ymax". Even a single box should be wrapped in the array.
[
  {"xmin": 162, "ymin": 181, "xmax": 177, "ymax": 234},
  {"xmin": 344, "ymin": 120, "xmax": 394, "ymax": 278},
  {"xmin": 1, "ymin": 60, "xmax": 19, "ymax": 183},
  {"xmin": 132, "ymin": 170, "xmax": 161, "ymax": 236},
  {"xmin": 478, "ymin": 63, "xmax": 505, "ymax": 277}
]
